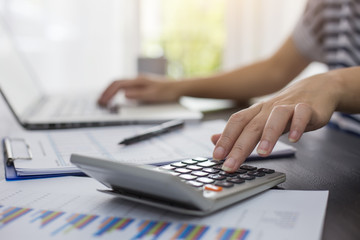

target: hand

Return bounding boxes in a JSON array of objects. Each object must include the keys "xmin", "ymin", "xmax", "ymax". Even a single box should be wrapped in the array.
[
  {"xmin": 212, "ymin": 72, "xmax": 343, "ymax": 172},
  {"xmin": 98, "ymin": 75, "xmax": 181, "ymax": 106}
]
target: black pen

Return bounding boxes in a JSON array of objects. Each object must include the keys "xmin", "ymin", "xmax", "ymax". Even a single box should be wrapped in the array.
[{"xmin": 119, "ymin": 120, "xmax": 185, "ymax": 145}]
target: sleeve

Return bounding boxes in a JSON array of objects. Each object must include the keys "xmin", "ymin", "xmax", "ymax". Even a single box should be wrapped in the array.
[{"xmin": 291, "ymin": 0, "xmax": 324, "ymax": 62}]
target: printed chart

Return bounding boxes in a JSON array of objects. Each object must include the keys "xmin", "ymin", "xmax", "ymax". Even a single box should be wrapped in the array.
[{"xmin": 0, "ymin": 205, "xmax": 249, "ymax": 239}]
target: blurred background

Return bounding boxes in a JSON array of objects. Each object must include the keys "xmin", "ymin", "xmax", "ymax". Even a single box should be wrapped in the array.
[{"xmin": 0, "ymin": 0, "xmax": 325, "ymax": 94}]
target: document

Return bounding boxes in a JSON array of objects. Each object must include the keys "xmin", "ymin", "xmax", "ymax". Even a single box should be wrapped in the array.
[
  {"xmin": 5, "ymin": 120, "xmax": 296, "ymax": 176},
  {"xmin": 0, "ymin": 177, "xmax": 328, "ymax": 240}
]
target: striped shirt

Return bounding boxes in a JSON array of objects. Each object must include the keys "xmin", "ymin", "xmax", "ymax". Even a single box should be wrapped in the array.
[
  {"xmin": 292, "ymin": 0, "xmax": 360, "ymax": 136},
  {"xmin": 292, "ymin": 0, "xmax": 360, "ymax": 69}
]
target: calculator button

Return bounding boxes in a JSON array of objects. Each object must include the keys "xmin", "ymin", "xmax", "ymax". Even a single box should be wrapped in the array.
[
  {"xmin": 191, "ymin": 171, "xmax": 209, "ymax": 177},
  {"xmin": 247, "ymin": 171, "xmax": 265, "ymax": 177},
  {"xmin": 174, "ymin": 168, "xmax": 192, "ymax": 174},
  {"xmin": 215, "ymin": 181, "xmax": 234, "ymax": 188},
  {"xmin": 192, "ymin": 157, "xmax": 208, "ymax": 162},
  {"xmin": 187, "ymin": 181, "xmax": 203, "ymax": 187},
  {"xmin": 171, "ymin": 162, "xmax": 187, "ymax": 168},
  {"xmin": 197, "ymin": 177, "xmax": 215, "ymax": 184},
  {"xmin": 170, "ymin": 172, "xmax": 180, "ymax": 176},
  {"xmin": 238, "ymin": 174, "xmax": 255, "ymax": 180},
  {"xmin": 179, "ymin": 174, "xmax": 197, "ymax": 180},
  {"xmin": 197, "ymin": 161, "xmax": 219, "ymax": 168},
  {"xmin": 235, "ymin": 169, "xmax": 247, "ymax": 174},
  {"xmin": 212, "ymin": 165, "xmax": 223, "ymax": 170},
  {"xmin": 219, "ymin": 171, "xmax": 238, "ymax": 177},
  {"xmin": 181, "ymin": 159, "xmax": 198, "ymax": 165},
  {"xmin": 208, "ymin": 174, "xmax": 226, "ymax": 180},
  {"xmin": 240, "ymin": 165, "xmax": 257, "ymax": 171},
  {"xmin": 203, "ymin": 168, "xmax": 220, "ymax": 174},
  {"xmin": 258, "ymin": 168, "xmax": 275, "ymax": 174},
  {"xmin": 160, "ymin": 165, "xmax": 175, "ymax": 170},
  {"xmin": 227, "ymin": 178, "xmax": 245, "ymax": 184},
  {"xmin": 186, "ymin": 165, "xmax": 203, "ymax": 171},
  {"xmin": 204, "ymin": 184, "xmax": 223, "ymax": 192}
]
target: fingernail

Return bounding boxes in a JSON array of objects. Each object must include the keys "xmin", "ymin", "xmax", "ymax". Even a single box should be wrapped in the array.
[
  {"xmin": 222, "ymin": 157, "xmax": 236, "ymax": 172},
  {"xmin": 213, "ymin": 146, "xmax": 225, "ymax": 160},
  {"xmin": 257, "ymin": 140, "xmax": 270, "ymax": 155},
  {"xmin": 289, "ymin": 130, "xmax": 299, "ymax": 142}
]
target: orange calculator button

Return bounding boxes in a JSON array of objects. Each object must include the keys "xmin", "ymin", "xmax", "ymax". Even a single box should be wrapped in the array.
[{"xmin": 204, "ymin": 184, "xmax": 223, "ymax": 192}]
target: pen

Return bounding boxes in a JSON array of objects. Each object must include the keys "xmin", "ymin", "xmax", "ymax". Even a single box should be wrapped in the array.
[{"xmin": 118, "ymin": 120, "xmax": 185, "ymax": 145}]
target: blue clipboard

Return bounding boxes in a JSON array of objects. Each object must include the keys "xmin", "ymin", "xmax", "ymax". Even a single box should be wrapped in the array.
[{"xmin": 2, "ymin": 138, "xmax": 86, "ymax": 181}]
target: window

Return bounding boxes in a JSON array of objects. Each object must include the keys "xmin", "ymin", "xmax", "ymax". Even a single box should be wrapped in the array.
[{"xmin": 140, "ymin": 0, "xmax": 225, "ymax": 78}]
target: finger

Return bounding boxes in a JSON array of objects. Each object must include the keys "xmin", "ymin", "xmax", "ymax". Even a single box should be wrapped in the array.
[
  {"xmin": 124, "ymin": 88, "xmax": 148, "ymax": 100},
  {"xmin": 98, "ymin": 80, "xmax": 143, "ymax": 106},
  {"xmin": 257, "ymin": 105, "xmax": 294, "ymax": 156},
  {"xmin": 211, "ymin": 133, "xmax": 221, "ymax": 145},
  {"xmin": 288, "ymin": 103, "xmax": 312, "ymax": 142},
  {"xmin": 222, "ymin": 114, "xmax": 267, "ymax": 172},
  {"xmin": 212, "ymin": 104, "xmax": 261, "ymax": 160},
  {"xmin": 98, "ymin": 81, "xmax": 119, "ymax": 106}
]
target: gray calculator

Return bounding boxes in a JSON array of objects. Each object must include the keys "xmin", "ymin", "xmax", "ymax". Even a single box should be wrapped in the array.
[{"xmin": 70, "ymin": 154, "xmax": 285, "ymax": 216}]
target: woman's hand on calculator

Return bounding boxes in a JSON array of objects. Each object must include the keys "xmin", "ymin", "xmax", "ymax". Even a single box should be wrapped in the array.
[{"xmin": 211, "ymin": 72, "xmax": 346, "ymax": 172}]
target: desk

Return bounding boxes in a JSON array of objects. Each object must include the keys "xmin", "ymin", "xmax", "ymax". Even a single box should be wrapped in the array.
[{"xmin": 1, "ymin": 99, "xmax": 359, "ymax": 240}]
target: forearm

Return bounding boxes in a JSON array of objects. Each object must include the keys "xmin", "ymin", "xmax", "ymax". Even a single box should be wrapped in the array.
[
  {"xmin": 174, "ymin": 37, "xmax": 310, "ymax": 101},
  {"xmin": 176, "ymin": 59, "xmax": 291, "ymax": 100}
]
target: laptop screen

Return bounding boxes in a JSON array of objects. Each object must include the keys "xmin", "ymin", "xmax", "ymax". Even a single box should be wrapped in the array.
[{"xmin": 0, "ymin": 18, "xmax": 43, "ymax": 119}]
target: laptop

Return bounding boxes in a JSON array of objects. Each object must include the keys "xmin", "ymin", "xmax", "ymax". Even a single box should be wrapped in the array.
[{"xmin": 0, "ymin": 18, "xmax": 202, "ymax": 130}]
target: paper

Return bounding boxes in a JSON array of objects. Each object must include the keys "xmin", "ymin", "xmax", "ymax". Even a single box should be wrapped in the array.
[
  {"xmin": 0, "ymin": 177, "xmax": 327, "ymax": 240},
  {"xmin": 329, "ymin": 113, "xmax": 360, "ymax": 136},
  {"xmin": 7, "ymin": 120, "xmax": 296, "ymax": 176}
]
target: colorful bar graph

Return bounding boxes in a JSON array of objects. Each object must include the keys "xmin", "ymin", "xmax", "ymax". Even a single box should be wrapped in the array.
[
  {"xmin": 216, "ymin": 227, "xmax": 250, "ymax": 240},
  {"xmin": 0, "ymin": 205, "xmax": 252, "ymax": 240},
  {"xmin": 30, "ymin": 210, "xmax": 65, "ymax": 228},
  {"xmin": 132, "ymin": 220, "xmax": 171, "ymax": 239},
  {"xmin": 171, "ymin": 223, "xmax": 209, "ymax": 240},
  {"xmin": 0, "ymin": 206, "xmax": 32, "ymax": 228},
  {"xmin": 52, "ymin": 213, "xmax": 98, "ymax": 235},
  {"xmin": 94, "ymin": 216, "xmax": 134, "ymax": 236}
]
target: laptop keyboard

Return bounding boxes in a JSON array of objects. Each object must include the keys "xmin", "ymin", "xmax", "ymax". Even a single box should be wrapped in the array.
[{"xmin": 52, "ymin": 98, "xmax": 114, "ymax": 117}]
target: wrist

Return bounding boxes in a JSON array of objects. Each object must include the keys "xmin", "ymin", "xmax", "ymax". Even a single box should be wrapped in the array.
[{"xmin": 326, "ymin": 69, "xmax": 349, "ymax": 111}]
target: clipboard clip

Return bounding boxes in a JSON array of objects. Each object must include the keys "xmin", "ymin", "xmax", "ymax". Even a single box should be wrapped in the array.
[{"xmin": 4, "ymin": 138, "xmax": 33, "ymax": 165}]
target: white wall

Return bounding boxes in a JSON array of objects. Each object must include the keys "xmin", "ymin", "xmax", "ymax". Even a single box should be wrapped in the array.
[
  {"xmin": 0, "ymin": 0, "xmax": 139, "ymax": 93},
  {"xmin": 223, "ymin": 0, "xmax": 308, "ymax": 69}
]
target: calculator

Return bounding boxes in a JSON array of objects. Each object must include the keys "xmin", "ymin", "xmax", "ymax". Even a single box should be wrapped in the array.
[{"xmin": 70, "ymin": 154, "xmax": 286, "ymax": 216}]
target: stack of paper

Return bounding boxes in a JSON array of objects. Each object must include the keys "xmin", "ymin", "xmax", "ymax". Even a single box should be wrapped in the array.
[{"xmin": 4, "ymin": 120, "xmax": 296, "ymax": 178}]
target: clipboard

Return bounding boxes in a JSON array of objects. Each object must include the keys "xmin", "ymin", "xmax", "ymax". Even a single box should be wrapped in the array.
[{"xmin": 2, "ymin": 138, "xmax": 85, "ymax": 181}]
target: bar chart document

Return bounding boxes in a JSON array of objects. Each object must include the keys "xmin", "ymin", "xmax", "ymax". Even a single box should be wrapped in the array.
[{"xmin": 0, "ymin": 177, "xmax": 328, "ymax": 240}]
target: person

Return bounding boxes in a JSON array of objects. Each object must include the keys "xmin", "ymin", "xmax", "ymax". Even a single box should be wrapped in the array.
[{"xmin": 98, "ymin": 0, "xmax": 360, "ymax": 172}]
